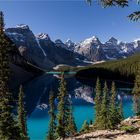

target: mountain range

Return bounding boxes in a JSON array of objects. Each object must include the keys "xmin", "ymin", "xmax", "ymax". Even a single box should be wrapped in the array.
[{"xmin": 5, "ymin": 24, "xmax": 140, "ymax": 71}]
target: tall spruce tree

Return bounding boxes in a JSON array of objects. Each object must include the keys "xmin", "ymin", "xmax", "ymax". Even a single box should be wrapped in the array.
[
  {"xmin": 110, "ymin": 81, "xmax": 121, "ymax": 128},
  {"xmin": 94, "ymin": 77, "xmax": 102, "ymax": 127},
  {"xmin": 18, "ymin": 85, "xmax": 28, "ymax": 140},
  {"xmin": 80, "ymin": 120, "xmax": 89, "ymax": 133},
  {"xmin": 67, "ymin": 99, "xmax": 77, "ymax": 136},
  {"xmin": 118, "ymin": 99, "xmax": 124, "ymax": 121},
  {"xmin": 132, "ymin": 62, "xmax": 140, "ymax": 116},
  {"xmin": 0, "ymin": 11, "xmax": 21, "ymax": 139},
  {"xmin": 47, "ymin": 90, "xmax": 56, "ymax": 140},
  {"xmin": 100, "ymin": 81, "xmax": 111, "ymax": 129},
  {"xmin": 56, "ymin": 73, "xmax": 71, "ymax": 139}
]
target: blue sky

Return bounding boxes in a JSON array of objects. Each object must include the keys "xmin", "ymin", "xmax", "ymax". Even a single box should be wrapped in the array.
[{"xmin": 0, "ymin": 0, "xmax": 140, "ymax": 43}]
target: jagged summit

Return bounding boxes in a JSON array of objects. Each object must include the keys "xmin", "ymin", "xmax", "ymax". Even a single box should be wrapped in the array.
[
  {"xmin": 4, "ymin": 23, "xmax": 140, "ymax": 65},
  {"xmin": 80, "ymin": 36, "xmax": 100, "ymax": 46},
  {"xmin": 134, "ymin": 38, "xmax": 140, "ymax": 42},
  {"xmin": 16, "ymin": 24, "xmax": 30, "ymax": 30},
  {"xmin": 36, "ymin": 33, "xmax": 50, "ymax": 40},
  {"xmin": 66, "ymin": 39, "xmax": 75, "ymax": 45},
  {"xmin": 55, "ymin": 39, "xmax": 63, "ymax": 44},
  {"xmin": 106, "ymin": 37, "xmax": 119, "ymax": 45}
]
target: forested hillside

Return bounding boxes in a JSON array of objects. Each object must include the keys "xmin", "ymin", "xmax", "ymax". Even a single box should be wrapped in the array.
[{"xmin": 76, "ymin": 53, "xmax": 140, "ymax": 83}]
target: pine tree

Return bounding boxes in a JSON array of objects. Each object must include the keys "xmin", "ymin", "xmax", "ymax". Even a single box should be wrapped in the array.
[
  {"xmin": 90, "ymin": 119, "xmax": 93, "ymax": 125},
  {"xmin": 133, "ymin": 94, "xmax": 140, "ymax": 116},
  {"xmin": 67, "ymin": 100, "xmax": 77, "ymax": 136},
  {"xmin": 110, "ymin": 81, "xmax": 121, "ymax": 128},
  {"xmin": 80, "ymin": 120, "xmax": 89, "ymax": 133},
  {"xmin": 132, "ymin": 62, "xmax": 140, "ymax": 116},
  {"xmin": 47, "ymin": 90, "xmax": 56, "ymax": 140},
  {"xmin": 118, "ymin": 99, "xmax": 124, "ymax": 121},
  {"xmin": 0, "ymin": 11, "xmax": 21, "ymax": 139},
  {"xmin": 94, "ymin": 77, "xmax": 102, "ymax": 127},
  {"xmin": 99, "ymin": 81, "xmax": 111, "ymax": 129},
  {"xmin": 18, "ymin": 85, "xmax": 28, "ymax": 140},
  {"xmin": 56, "ymin": 73, "xmax": 71, "ymax": 139}
]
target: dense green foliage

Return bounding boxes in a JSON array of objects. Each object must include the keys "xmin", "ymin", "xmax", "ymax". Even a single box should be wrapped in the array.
[
  {"xmin": 80, "ymin": 120, "xmax": 89, "ymax": 133},
  {"xmin": 94, "ymin": 77, "xmax": 102, "ymax": 127},
  {"xmin": 56, "ymin": 74, "xmax": 77, "ymax": 139},
  {"xmin": 76, "ymin": 53, "xmax": 140, "ymax": 83},
  {"xmin": 120, "ymin": 125, "xmax": 139, "ymax": 133},
  {"xmin": 93, "ymin": 80, "xmax": 123, "ymax": 130},
  {"xmin": 18, "ymin": 85, "xmax": 28, "ymax": 140},
  {"xmin": 86, "ymin": 0, "xmax": 140, "ymax": 21},
  {"xmin": 99, "ymin": 82, "xmax": 111, "ymax": 129},
  {"xmin": 132, "ymin": 62, "xmax": 140, "ymax": 116},
  {"xmin": 47, "ymin": 91, "xmax": 57, "ymax": 140},
  {"xmin": 56, "ymin": 74, "xmax": 69, "ymax": 138},
  {"xmin": 67, "ymin": 101, "xmax": 77, "ymax": 136},
  {"xmin": 0, "ymin": 11, "xmax": 21, "ymax": 140},
  {"xmin": 118, "ymin": 99, "xmax": 124, "ymax": 121},
  {"xmin": 110, "ymin": 82, "xmax": 122, "ymax": 128}
]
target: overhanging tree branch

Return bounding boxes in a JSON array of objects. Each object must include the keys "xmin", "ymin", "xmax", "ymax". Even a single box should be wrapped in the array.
[{"xmin": 86, "ymin": 0, "xmax": 140, "ymax": 21}]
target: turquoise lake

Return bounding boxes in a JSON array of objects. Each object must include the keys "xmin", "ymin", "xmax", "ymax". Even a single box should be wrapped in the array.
[
  {"xmin": 24, "ymin": 75, "xmax": 135, "ymax": 140},
  {"xmin": 27, "ymin": 96, "xmax": 134, "ymax": 140}
]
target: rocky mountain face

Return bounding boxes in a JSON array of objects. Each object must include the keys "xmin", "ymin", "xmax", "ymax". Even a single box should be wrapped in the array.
[
  {"xmin": 5, "ymin": 25, "xmax": 87, "ymax": 70},
  {"xmin": 5, "ymin": 35, "xmax": 43, "ymax": 90},
  {"xmin": 75, "ymin": 36, "xmax": 106, "ymax": 61},
  {"xmin": 74, "ymin": 36, "xmax": 140, "ymax": 62},
  {"xmin": 5, "ymin": 24, "xmax": 140, "ymax": 71}
]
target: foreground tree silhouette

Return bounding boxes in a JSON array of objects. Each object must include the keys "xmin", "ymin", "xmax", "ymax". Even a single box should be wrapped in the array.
[
  {"xmin": 47, "ymin": 90, "xmax": 56, "ymax": 140},
  {"xmin": 56, "ymin": 74, "xmax": 71, "ymax": 139},
  {"xmin": 118, "ymin": 98, "xmax": 124, "ymax": 121},
  {"xmin": 67, "ymin": 99, "xmax": 77, "ymax": 136},
  {"xmin": 86, "ymin": 0, "xmax": 140, "ymax": 21},
  {"xmin": 80, "ymin": 120, "xmax": 89, "ymax": 133},
  {"xmin": 93, "ymin": 80, "xmax": 124, "ymax": 130},
  {"xmin": 99, "ymin": 81, "xmax": 111, "ymax": 129},
  {"xmin": 18, "ymin": 85, "xmax": 28, "ymax": 140},
  {"xmin": 132, "ymin": 62, "xmax": 140, "ymax": 116},
  {"xmin": 0, "ymin": 11, "xmax": 21, "ymax": 139},
  {"xmin": 94, "ymin": 78, "xmax": 102, "ymax": 128},
  {"xmin": 56, "ymin": 74, "xmax": 77, "ymax": 139},
  {"xmin": 110, "ymin": 81, "xmax": 122, "ymax": 128}
]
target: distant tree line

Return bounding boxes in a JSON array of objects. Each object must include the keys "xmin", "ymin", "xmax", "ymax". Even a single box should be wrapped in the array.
[{"xmin": 76, "ymin": 53, "xmax": 140, "ymax": 83}]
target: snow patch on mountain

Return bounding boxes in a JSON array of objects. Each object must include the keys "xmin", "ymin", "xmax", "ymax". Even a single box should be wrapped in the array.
[
  {"xmin": 35, "ymin": 37, "xmax": 47, "ymax": 56},
  {"xmin": 134, "ymin": 38, "xmax": 140, "ymax": 42},
  {"xmin": 16, "ymin": 24, "xmax": 29, "ymax": 30},
  {"xmin": 5, "ymin": 32, "xmax": 25, "ymax": 42},
  {"xmin": 80, "ymin": 36, "xmax": 100, "ymax": 46},
  {"xmin": 37, "ymin": 33, "xmax": 50, "ymax": 40}
]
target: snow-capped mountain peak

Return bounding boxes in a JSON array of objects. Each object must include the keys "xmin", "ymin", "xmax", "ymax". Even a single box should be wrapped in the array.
[
  {"xmin": 36, "ymin": 33, "xmax": 50, "ymax": 40},
  {"xmin": 106, "ymin": 37, "xmax": 119, "ymax": 45},
  {"xmin": 16, "ymin": 24, "xmax": 29, "ymax": 30},
  {"xmin": 80, "ymin": 36, "xmax": 100, "ymax": 47},
  {"xmin": 65, "ymin": 39, "xmax": 76, "ymax": 51},
  {"xmin": 134, "ymin": 38, "xmax": 140, "ymax": 42},
  {"xmin": 65, "ymin": 39, "xmax": 75, "ymax": 46},
  {"xmin": 5, "ymin": 23, "xmax": 140, "ymax": 67},
  {"xmin": 55, "ymin": 39, "xmax": 63, "ymax": 44}
]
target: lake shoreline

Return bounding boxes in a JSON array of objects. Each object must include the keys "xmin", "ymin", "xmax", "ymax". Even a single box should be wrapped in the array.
[{"xmin": 65, "ymin": 116, "xmax": 140, "ymax": 140}]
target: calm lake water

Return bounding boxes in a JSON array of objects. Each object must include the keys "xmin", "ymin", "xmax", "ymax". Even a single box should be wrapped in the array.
[{"xmin": 24, "ymin": 74, "xmax": 134, "ymax": 140}]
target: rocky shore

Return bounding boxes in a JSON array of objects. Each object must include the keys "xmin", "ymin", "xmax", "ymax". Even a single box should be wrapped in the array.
[{"xmin": 65, "ymin": 116, "xmax": 140, "ymax": 140}]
